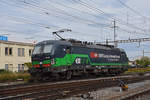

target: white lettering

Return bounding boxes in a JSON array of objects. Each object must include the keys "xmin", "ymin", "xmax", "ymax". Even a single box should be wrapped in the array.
[{"xmin": 99, "ymin": 54, "xmax": 120, "ymax": 59}]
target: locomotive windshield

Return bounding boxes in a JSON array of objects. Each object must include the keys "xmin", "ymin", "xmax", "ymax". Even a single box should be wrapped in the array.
[
  {"xmin": 33, "ymin": 44, "xmax": 53, "ymax": 54},
  {"xmin": 33, "ymin": 45, "xmax": 41, "ymax": 54},
  {"xmin": 43, "ymin": 44, "xmax": 53, "ymax": 53}
]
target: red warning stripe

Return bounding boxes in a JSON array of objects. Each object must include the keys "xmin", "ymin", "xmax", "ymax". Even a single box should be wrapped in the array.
[
  {"xmin": 33, "ymin": 64, "xmax": 40, "ymax": 68},
  {"xmin": 43, "ymin": 64, "xmax": 51, "ymax": 67}
]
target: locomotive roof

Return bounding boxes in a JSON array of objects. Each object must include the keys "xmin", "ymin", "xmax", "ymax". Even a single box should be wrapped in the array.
[
  {"xmin": 36, "ymin": 40, "xmax": 71, "ymax": 46},
  {"xmin": 36, "ymin": 40, "xmax": 124, "ymax": 51}
]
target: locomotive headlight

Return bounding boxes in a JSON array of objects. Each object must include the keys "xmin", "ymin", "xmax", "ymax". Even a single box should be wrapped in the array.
[
  {"xmin": 51, "ymin": 59, "xmax": 55, "ymax": 65},
  {"xmin": 40, "ymin": 62, "xmax": 42, "ymax": 64}
]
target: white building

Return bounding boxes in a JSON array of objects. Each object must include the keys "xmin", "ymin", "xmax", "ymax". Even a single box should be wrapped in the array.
[{"xmin": 0, "ymin": 40, "xmax": 34, "ymax": 72}]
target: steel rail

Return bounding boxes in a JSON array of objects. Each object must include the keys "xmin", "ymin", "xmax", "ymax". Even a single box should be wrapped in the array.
[
  {"xmin": 0, "ymin": 75, "xmax": 150, "ymax": 100},
  {"xmin": 105, "ymin": 83, "xmax": 150, "ymax": 100}
]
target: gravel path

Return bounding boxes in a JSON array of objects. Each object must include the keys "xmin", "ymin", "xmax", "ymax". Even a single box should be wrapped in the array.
[{"xmin": 58, "ymin": 80, "xmax": 150, "ymax": 100}]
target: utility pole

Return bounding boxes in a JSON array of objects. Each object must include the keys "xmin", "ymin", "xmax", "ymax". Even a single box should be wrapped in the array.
[
  {"xmin": 142, "ymin": 50, "xmax": 150, "ymax": 58},
  {"xmin": 143, "ymin": 50, "xmax": 144, "ymax": 58},
  {"xmin": 106, "ymin": 38, "xmax": 111, "ymax": 45},
  {"xmin": 106, "ymin": 38, "xmax": 109, "ymax": 45},
  {"xmin": 112, "ymin": 20, "xmax": 118, "ymax": 47}
]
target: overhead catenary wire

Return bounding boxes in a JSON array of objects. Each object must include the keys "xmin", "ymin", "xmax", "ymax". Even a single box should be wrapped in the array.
[
  {"xmin": 117, "ymin": 0, "xmax": 150, "ymax": 21},
  {"xmin": 0, "ymin": 0, "xmax": 81, "ymax": 26},
  {"xmin": 1, "ymin": 0, "xmax": 149, "ymax": 42},
  {"xmin": 0, "ymin": 1, "xmax": 65, "ymax": 40},
  {"xmin": 0, "ymin": 14, "xmax": 54, "ymax": 29},
  {"xmin": 72, "ymin": 0, "xmax": 148, "ymax": 33},
  {"xmin": 0, "ymin": 0, "xmax": 109, "ymax": 30},
  {"xmin": 0, "ymin": 12, "xmax": 99, "ymax": 41},
  {"xmin": 31, "ymin": 0, "xmax": 149, "ymax": 38},
  {"xmin": 21, "ymin": 0, "xmax": 115, "ymax": 39},
  {"xmin": 2, "ymin": 0, "xmax": 147, "ymax": 35},
  {"xmin": 21, "ymin": 0, "xmax": 111, "ymax": 27},
  {"xmin": 0, "ymin": 0, "xmax": 67, "ymax": 20},
  {"xmin": 118, "ymin": 27, "xmax": 150, "ymax": 37},
  {"xmin": 0, "ymin": 0, "xmax": 103, "ymax": 33},
  {"xmin": 0, "ymin": 0, "xmax": 104, "ymax": 37},
  {"xmin": 47, "ymin": 0, "xmax": 150, "ymax": 39},
  {"xmin": 84, "ymin": 0, "xmax": 149, "ymax": 35},
  {"xmin": 47, "ymin": 0, "xmax": 109, "ymax": 22},
  {"xmin": 0, "ymin": 0, "xmax": 61, "ymax": 30}
]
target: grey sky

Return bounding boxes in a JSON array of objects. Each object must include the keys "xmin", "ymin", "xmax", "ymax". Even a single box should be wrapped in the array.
[{"xmin": 0, "ymin": 0, "xmax": 150, "ymax": 60}]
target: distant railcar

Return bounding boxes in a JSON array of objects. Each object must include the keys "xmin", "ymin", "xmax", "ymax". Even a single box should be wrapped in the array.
[{"xmin": 29, "ymin": 39, "xmax": 129, "ymax": 80}]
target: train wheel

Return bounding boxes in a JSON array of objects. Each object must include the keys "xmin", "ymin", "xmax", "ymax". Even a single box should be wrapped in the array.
[{"xmin": 66, "ymin": 71, "xmax": 72, "ymax": 80}]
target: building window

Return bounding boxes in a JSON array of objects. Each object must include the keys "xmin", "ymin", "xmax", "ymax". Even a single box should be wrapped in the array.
[
  {"xmin": 18, "ymin": 48, "xmax": 25, "ymax": 56},
  {"xmin": 29, "ymin": 49, "xmax": 32, "ymax": 56},
  {"xmin": 5, "ymin": 64, "xmax": 13, "ymax": 71},
  {"xmin": 18, "ymin": 64, "xmax": 24, "ymax": 72},
  {"xmin": 5, "ymin": 64, "xmax": 8, "ymax": 70},
  {"xmin": 5, "ymin": 47, "xmax": 13, "ymax": 56}
]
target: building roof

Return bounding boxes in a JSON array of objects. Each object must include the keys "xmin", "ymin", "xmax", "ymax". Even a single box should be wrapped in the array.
[{"xmin": 0, "ymin": 40, "xmax": 34, "ymax": 47}]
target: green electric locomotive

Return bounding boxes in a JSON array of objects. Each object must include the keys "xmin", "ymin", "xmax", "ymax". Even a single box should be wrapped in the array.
[{"xmin": 29, "ymin": 39, "xmax": 129, "ymax": 80}]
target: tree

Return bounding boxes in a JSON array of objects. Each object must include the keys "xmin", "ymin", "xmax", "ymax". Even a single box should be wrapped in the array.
[
  {"xmin": 24, "ymin": 62, "xmax": 32, "ymax": 69},
  {"xmin": 136, "ymin": 57, "xmax": 150, "ymax": 67}
]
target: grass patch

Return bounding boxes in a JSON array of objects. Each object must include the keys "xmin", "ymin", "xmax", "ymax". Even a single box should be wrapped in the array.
[
  {"xmin": 124, "ymin": 67, "xmax": 150, "ymax": 75},
  {"xmin": 0, "ymin": 71, "xmax": 30, "ymax": 83}
]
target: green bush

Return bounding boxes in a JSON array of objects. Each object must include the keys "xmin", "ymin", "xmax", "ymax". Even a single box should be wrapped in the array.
[
  {"xmin": 124, "ymin": 67, "xmax": 150, "ymax": 74},
  {"xmin": 0, "ymin": 72, "xmax": 30, "ymax": 82},
  {"xmin": 0, "ymin": 69, "xmax": 5, "ymax": 73},
  {"xmin": 136, "ymin": 57, "xmax": 150, "ymax": 67},
  {"xmin": 0, "ymin": 70, "xmax": 12, "ymax": 74},
  {"xmin": 24, "ymin": 62, "xmax": 32, "ymax": 69}
]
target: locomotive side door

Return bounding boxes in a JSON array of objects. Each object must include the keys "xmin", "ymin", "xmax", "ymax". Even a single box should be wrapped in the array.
[{"xmin": 65, "ymin": 46, "xmax": 72, "ymax": 65}]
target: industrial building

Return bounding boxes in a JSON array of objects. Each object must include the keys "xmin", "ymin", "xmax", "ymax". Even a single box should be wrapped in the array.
[{"xmin": 0, "ymin": 38, "xmax": 34, "ymax": 72}]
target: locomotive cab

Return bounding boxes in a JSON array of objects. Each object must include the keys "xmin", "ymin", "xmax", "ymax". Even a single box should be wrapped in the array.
[
  {"xmin": 32, "ymin": 43, "xmax": 54, "ymax": 67},
  {"xmin": 29, "ymin": 40, "xmax": 72, "ymax": 80}
]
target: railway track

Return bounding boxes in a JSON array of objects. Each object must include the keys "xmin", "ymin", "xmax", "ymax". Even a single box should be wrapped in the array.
[
  {"xmin": 0, "ymin": 75, "xmax": 150, "ymax": 100},
  {"xmin": 0, "ymin": 72, "xmax": 140, "ymax": 90},
  {"xmin": 0, "ymin": 74, "xmax": 113, "ymax": 90},
  {"xmin": 105, "ymin": 83, "xmax": 150, "ymax": 100}
]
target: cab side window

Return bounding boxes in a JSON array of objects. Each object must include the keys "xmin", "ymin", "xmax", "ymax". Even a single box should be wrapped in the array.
[
  {"xmin": 55, "ymin": 45, "xmax": 66, "ymax": 58},
  {"xmin": 66, "ymin": 47, "xmax": 71, "ymax": 54},
  {"xmin": 121, "ymin": 52, "xmax": 127, "ymax": 62}
]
